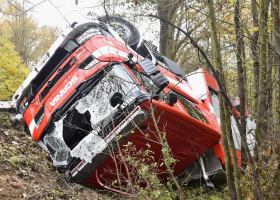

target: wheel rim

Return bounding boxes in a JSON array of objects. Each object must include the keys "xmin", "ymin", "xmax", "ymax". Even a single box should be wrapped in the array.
[{"xmin": 109, "ymin": 22, "xmax": 131, "ymax": 41}]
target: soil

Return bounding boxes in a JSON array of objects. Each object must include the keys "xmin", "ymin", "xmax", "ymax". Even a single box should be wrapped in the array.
[{"xmin": 0, "ymin": 116, "xmax": 105, "ymax": 200}]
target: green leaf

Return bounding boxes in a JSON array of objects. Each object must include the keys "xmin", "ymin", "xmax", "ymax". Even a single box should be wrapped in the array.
[
  {"xmin": 253, "ymin": 27, "xmax": 259, "ymax": 31},
  {"xmin": 0, "ymin": 37, "xmax": 29, "ymax": 100},
  {"xmin": 229, "ymin": 0, "xmax": 234, "ymax": 6}
]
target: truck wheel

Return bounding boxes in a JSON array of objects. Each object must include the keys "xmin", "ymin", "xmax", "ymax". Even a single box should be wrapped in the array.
[{"xmin": 99, "ymin": 15, "xmax": 140, "ymax": 50}]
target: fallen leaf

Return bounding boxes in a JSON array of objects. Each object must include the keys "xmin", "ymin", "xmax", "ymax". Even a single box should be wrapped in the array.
[{"xmin": 12, "ymin": 141, "xmax": 19, "ymax": 145}]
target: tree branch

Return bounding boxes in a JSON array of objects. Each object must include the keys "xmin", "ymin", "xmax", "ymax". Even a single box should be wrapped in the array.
[{"xmin": 148, "ymin": 14, "xmax": 234, "ymax": 111}]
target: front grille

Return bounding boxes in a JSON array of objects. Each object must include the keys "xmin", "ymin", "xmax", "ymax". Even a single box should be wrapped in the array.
[
  {"xmin": 39, "ymin": 57, "xmax": 77, "ymax": 101},
  {"xmin": 78, "ymin": 56, "xmax": 94, "ymax": 69}
]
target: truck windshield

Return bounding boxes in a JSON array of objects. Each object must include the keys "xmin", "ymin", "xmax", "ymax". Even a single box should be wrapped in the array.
[
  {"xmin": 43, "ymin": 64, "xmax": 142, "ymax": 165},
  {"xmin": 177, "ymin": 94, "xmax": 208, "ymax": 124}
]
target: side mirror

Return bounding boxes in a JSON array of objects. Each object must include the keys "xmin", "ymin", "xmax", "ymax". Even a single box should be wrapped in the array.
[
  {"xmin": 109, "ymin": 91, "xmax": 123, "ymax": 107},
  {"xmin": 150, "ymin": 74, "xmax": 169, "ymax": 95},
  {"xmin": 150, "ymin": 73, "xmax": 169, "ymax": 90},
  {"xmin": 167, "ymin": 92, "xmax": 177, "ymax": 106},
  {"xmin": 138, "ymin": 59, "xmax": 169, "ymax": 96}
]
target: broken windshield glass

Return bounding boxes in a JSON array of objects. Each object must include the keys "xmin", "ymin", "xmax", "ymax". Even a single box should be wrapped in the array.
[
  {"xmin": 43, "ymin": 64, "xmax": 142, "ymax": 165},
  {"xmin": 43, "ymin": 117, "xmax": 71, "ymax": 165}
]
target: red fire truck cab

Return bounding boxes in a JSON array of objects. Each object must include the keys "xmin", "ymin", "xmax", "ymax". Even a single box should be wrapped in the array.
[{"xmin": 9, "ymin": 16, "xmax": 254, "ymax": 190}]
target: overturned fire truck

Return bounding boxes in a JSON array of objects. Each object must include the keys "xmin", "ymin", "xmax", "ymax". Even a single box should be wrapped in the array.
[{"xmin": 2, "ymin": 16, "xmax": 255, "ymax": 190}]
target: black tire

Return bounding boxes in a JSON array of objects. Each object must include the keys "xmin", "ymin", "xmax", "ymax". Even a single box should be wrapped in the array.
[{"xmin": 99, "ymin": 15, "xmax": 140, "ymax": 50}]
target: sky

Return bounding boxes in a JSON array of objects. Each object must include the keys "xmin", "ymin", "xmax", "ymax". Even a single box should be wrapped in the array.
[
  {"xmin": 27, "ymin": 0, "xmax": 160, "ymax": 47},
  {"xmin": 29, "ymin": 0, "xmax": 106, "ymax": 28}
]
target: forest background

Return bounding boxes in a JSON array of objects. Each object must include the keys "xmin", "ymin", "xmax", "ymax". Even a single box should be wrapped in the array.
[{"xmin": 0, "ymin": 0, "xmax": 280, "ymax": 199}]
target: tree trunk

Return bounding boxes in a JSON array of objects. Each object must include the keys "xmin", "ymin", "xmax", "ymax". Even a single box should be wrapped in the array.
[
  {"xmin": 254, "ymin": 0, "xmax": 269, "ymax": 199},
  {"xmin": 250, "ymin": 0, "xmax": 260, "ymax": 106},
  {"xmin": 273, "ymin": 0, "xmax": 280, "ymax": 196},
  {"xmin": 157, "ymin": 0, "xmax": 178, "ymax": 59},
  {"xmin": 225, "ymin": 106, "xmax": 243, "ymax": 200},
  {"xmin": 207, "ymin": 0, "xmax": 237, "ymax": 199},
  {"xmin": 241, "ymin": 35, "xmax": 248, "ymax": 170},
  {"xmin": 229, "ymin": 3, "xmax": 244, "ymax": 199},
  {"xmin": 221, "ymin": 98, "xmax": 238, "ymax": 200},
  {"xmin": 256, "ymin": 0, "xmax": 269, "ymax": 145}
]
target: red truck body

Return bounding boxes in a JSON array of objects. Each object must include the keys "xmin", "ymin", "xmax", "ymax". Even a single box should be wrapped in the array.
[{"xmin": 6, "ymin": 16, "xmax": 255, "ymax": 191}]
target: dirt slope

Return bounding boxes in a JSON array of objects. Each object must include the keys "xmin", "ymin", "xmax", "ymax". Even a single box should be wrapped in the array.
[{"xmin": 0, "ymin": 118, "xmax": 103, "ymax": 200}]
